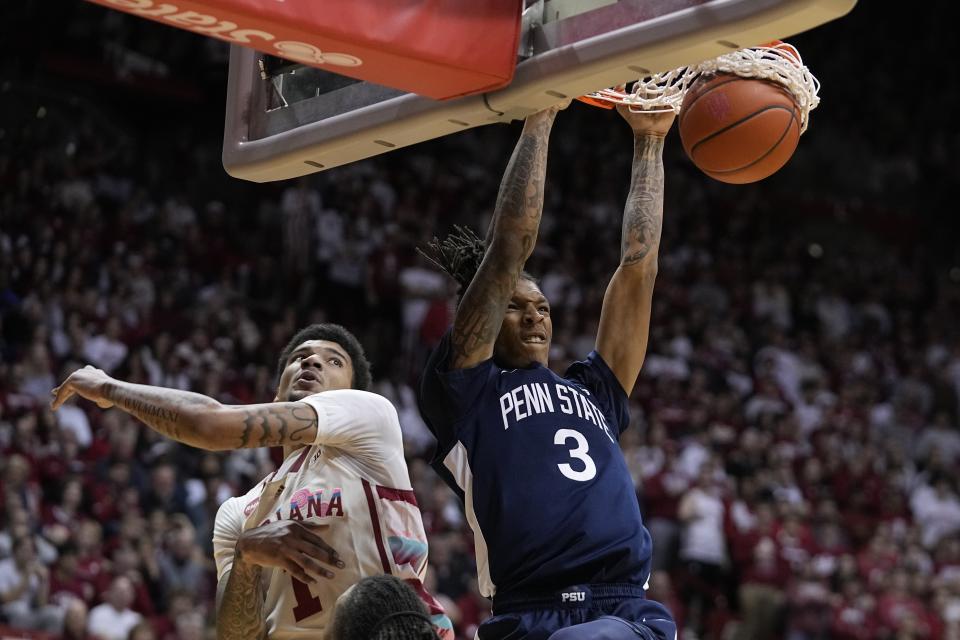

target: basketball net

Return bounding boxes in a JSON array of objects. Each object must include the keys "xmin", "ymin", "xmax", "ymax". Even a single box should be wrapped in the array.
[{"xmin": 583, "ymin": 42, "xmax": 820, "ymax": 133}]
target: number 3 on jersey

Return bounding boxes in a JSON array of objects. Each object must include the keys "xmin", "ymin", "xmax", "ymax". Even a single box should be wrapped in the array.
[{"xmin": 554, "ymin": 429, "xmax": 597, "ymax": 481}]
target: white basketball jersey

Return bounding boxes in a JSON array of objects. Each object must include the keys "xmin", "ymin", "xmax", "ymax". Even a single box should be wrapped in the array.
[{"xmin": 212, "ymin": 390, "xmax": 451, "ymax": 639}]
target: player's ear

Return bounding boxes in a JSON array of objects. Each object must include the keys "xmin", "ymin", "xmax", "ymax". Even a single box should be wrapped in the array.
[{"xmin": 335, "ymin": 583, "xmax": 356, "ymax": 608}]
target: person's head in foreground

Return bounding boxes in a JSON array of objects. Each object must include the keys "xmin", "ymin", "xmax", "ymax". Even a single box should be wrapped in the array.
[
  {"xmin": 330, "ymin": 575, "xmax": 439, "ymax": 640},
  {"xmin": 275, "ymin": 323, "xmax": 373, "ymax": 401}
]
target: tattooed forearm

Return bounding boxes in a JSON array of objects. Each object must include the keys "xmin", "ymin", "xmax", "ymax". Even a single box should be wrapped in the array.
[
  {"xmin": 494, "ymin": 135, "xmax": 535, "ymax": 223},
  {"xmin": 497, "ymin": 116, "xmax": 551, "ymax": 224},
  {"xmin": 217, "ymin": 556, "xmax": 266, "ymax": 640},
  {"xmin": 109, "ymin": 391, "xmax": 181, "ymax": 439},
  {"xmin": 621, "ymin": 134, "xmax": 665, "ymax": 266},
  {"xmin": 102, "ymin": 381, "xmax": 316, "ymax": 451},
  {"xmin": 495, "ymin": 136, "xmax": 541, "ymax": 223},
  {"xmin": 103, "ymin": 381, "xmax": 218, "ymax": 445}
]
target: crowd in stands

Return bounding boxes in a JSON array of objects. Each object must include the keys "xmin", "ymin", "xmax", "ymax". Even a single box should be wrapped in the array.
[{"xmin": 3, "ymin": 2, "xmax": 960, "ymax": 639}]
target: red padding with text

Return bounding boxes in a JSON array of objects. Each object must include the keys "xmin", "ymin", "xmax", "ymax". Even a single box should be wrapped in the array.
[{"xmin": 86, "ymin": 0, "xmax": 522, "ymax": 100}]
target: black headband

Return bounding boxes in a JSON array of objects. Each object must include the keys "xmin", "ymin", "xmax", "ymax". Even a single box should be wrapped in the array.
[{"xmin": 368, "ymin": 610, "xmax": 433, "ymax": 637}]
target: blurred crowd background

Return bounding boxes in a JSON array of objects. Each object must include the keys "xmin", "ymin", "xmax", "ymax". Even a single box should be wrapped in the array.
[{"xmin": 3, "ymin": 2, "xmax": 960, "ymax": 639}]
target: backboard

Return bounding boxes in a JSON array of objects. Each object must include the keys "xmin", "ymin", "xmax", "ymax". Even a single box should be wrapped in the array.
[{"xmin": 222, "ymin": 0, "xmax": 857, "ymax": 183}]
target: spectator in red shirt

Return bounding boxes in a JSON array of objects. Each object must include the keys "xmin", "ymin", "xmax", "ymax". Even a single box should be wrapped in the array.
[
  {"xmin": 453, "ymin": 578, "xmax": 491, "ymax": 640},
  {"xmin": 858, "ymin": 526, "xmax": 901, "ymax": 591},
  {"xmin": 786, "ymin": 565, "xmax": 833, "ymax": 639},
  {"xmin": 640, "ymin": 440, "xmax": 687, "ymax": 572},
  {"xmin": 832, "ymin": 579, "xmax": 880, "ymax": 640},
  {"xmin": 73, "ymin": 521, "xmax": 107, "ymax": 588},
  {"xmin": 776, "ymin": 506, "xmax": 817, "ymax": 571},
  {"xmin": 878, "ymin": 568, "xmax": 938, "ymax": 638},
  {"xmin": 731, "ymin": 502, "xmax": 790, "ymax": 640},
  {"xmin": 49, "ymin": 544, "xmax": 94, "ymax": 607},
  {"xmin": 40, "ymin": 476, "xmax": 86, "ymax": 547}
]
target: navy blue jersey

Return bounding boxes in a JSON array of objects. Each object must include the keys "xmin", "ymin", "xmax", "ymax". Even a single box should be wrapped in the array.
[{"xmin": 418, "ymin": 331, "xmax": 654, "ymax": 598}]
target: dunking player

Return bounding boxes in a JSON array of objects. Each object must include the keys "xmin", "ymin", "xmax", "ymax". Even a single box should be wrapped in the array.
[
  {"xmin": 418, "ymin": 103, "xmax": 677, "ymax": 639},
  {"xmin": 51, "ymin": 323, "xmax": 452, "ymax": 640}
]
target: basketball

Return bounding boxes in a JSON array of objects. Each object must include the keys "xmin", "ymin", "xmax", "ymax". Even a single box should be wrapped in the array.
[{"xmin": 678, "ymin": 73, "xmax": 802, "ymax": 184}]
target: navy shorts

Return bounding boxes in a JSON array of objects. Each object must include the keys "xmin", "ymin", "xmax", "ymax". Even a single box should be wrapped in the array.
[{"xmin": 478, "ymin": 584, "xmax": 677, "ymax": 640}]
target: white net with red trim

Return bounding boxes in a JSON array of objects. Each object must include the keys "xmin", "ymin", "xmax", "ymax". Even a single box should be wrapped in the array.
[{"xmin": 585, "ymin": 42, "xmax": 821, "ymax": 133}]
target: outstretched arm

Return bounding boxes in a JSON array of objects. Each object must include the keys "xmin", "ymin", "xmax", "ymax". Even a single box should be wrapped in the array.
[
  {"xmin": 596, "ymin": 105, "xmax": 675, "ymax": 393},
  {"xmin": 51, "ymin": 366, "xmax": 319, "ymax": 451},
  {"xmin": 450, "ymin": 107, "xmax": 560, "ymax": 370}
]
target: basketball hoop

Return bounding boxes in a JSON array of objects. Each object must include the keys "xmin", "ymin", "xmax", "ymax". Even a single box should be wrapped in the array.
[
  {"xmin": 583, "ymin": 66, "xmax": 698, "ymax": 113},
  {"xmin": 580, "ymin": 41, "xmax": 821, "ymax": 132}
]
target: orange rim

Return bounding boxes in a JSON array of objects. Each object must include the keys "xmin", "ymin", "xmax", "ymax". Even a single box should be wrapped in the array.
[
  {"xmin": 762, "ymin": 40, "xmax": 800, "ymax": 63},
  {"xmin": 575, "ymin": 95, "xmax": 615, "ymax": 110}
]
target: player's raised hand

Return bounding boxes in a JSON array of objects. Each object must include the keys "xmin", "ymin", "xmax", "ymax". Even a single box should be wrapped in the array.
[
  {"xmin": 526, "ymin": 99, "xmax": 572, "ymax": 126},
  {"xmin": 616, "ymin": 103, "xmax": 675, "ymax": 137},
  {"xmin": 51, "ymin": 365, "xmax": 115, "ymax": 411},
  {"xmin": 236, "ymin": 520, "xmax": 345, "ymax": 584}
]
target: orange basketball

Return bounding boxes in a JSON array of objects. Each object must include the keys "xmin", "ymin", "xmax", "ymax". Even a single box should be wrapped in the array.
[{"xmin": 678, "ymin": 73, "xmax": 801, "ymax": 184}]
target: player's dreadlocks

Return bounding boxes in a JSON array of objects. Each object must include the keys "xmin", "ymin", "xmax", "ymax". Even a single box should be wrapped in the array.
[
  {"xmin": 330, "ymin": 575, "xmax": 439, "ymax": 640},
  {"xmin": 418, "ymin": 225, "xmax": 486, "ymax": 295},
  {"xmin": 418, "ymin": 225, "xmax": 537, "ymax": 302}
]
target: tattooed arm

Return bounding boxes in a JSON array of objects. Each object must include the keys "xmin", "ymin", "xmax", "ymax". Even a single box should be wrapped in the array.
[
  {"xmin": 213, "ymin": 498, "xmax": 267, "ymax": 640},
  {"xmin": 596, "ymin": 105, "xmax": 676, "ymax": 394},
  {"xmin": 214, "ymin": 518, "xmax": 341, "ymax": 639},
  {"xmin": 50, "ymin": 365, "xmax": 320, "ymax": 451},
  {"xmin": 216, "ymin": 559, "xmax": 267, "ymax": 640},
  {"xmin": 450, "ymin": 107, "xmax": 560, "ymax": 370}
]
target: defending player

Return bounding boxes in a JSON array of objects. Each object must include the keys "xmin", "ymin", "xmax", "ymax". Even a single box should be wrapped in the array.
[
  {"xmin": 330, "ymin": 575, "xmax": 439, "ymax": 640},
  {"xmin": 418, "ymin": 103, "xmax": 677, "ymax": 640},
  {"xmin": 51, "ymin": 323, "xmax": 452, "ymax": 640}
]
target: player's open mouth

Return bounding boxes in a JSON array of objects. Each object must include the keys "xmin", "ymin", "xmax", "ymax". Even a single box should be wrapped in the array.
[
  {"xmin": 522, "ymin": 335, "xmax": 546, "ymax": 344},
  {"xmin": 296, "ymin": 371, "xmax": 322, "ymax": 385}
]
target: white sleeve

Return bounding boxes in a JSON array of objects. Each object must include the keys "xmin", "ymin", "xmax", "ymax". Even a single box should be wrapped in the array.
[
  {"xmin": 299, "ymin": 390, "xmax": 406, "ymax": 481},
  {"xmin": 212, "ymin": 497, "xmax": 245, "ymax": 583},
  {"xmin": 0, "ymin": 562, "xmax": 18, "ymax": 591}
]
